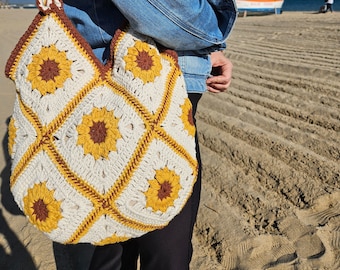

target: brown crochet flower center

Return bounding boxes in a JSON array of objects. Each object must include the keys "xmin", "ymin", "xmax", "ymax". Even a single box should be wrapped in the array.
[
  {"xmin": 40, "ymin": 59, "xmax": 60, "ymax": 81},
  {"xmin": 158, "ymin": 181, "xmax": 172, "ymax": 200},
  {"xmin": 32, "ymin": 199, "xmax": 48, "ymax": 221},
  {"xmin": 136, "ymin": 51, "xmax": 153, "ymax": 71},
  {"xmin": 188, "ymin": 108, "xmax": 194, "ymax": 126},
  {"xmin": 90, "ymin": 121, "xmax": 107, "ymax": 143}
]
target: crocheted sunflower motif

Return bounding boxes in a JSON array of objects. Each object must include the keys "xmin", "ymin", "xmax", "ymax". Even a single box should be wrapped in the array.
[
  {"xmin": 145, "ymin": 167, "xmax": 181, "ymax": 212},
  {"xmin": 124, "ymin": 40, "xmax": 162, "ymax": 84},
  {"xmin": 27, "ymin": 44, "xmax": 72, "ymax": 95},
  {"xmin": 77, "ymin": 107, "xmax": 122, "ymax": 160},
  {"xmin": 23, "ymin": 182, "xmax": 62, "ymax": 233},
  {"xmin": 181, "ymin": 98, "xmax": 196, "ymax": 137}
]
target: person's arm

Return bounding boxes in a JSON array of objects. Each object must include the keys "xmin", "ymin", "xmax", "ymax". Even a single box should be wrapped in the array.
[
  {"xmin": 206, "ymin": 51, "xmax": 233, "ymax": 93},
  {"xmin": 111, "ymin": 0, "xmax": 237, "ymax": 52}
]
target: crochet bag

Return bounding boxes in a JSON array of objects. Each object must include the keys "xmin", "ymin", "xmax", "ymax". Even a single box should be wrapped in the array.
[{"xmin": 5, "ymin": 0, "xmax": 197, "ymax": 245}]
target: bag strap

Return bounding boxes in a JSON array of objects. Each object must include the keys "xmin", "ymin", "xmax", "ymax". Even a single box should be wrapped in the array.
[{"xmin": 36, "ymin": 0, "xmax": 63, "ymax": 13}]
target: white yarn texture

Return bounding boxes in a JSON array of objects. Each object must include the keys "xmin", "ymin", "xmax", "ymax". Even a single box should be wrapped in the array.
[{"xmin": 6, "ymin": 1, "xmax": 198, "ymax": 245}]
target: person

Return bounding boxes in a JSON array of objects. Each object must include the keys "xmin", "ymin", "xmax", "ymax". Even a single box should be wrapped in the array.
[
  {"xmin": 320, "ymin": 0, "xmax": 334, "ymax": 12},
  {"xmin": 326, "ymin": 0, "xmax": 334, "ymax": 12},
  {"xmin": 62, "ymin": 0, "xmax": 237, "ymax": 269}
]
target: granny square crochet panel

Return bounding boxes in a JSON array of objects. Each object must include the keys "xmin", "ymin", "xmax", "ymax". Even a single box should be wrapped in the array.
[{"xmin": 5, "ymin": 0, "xmax": 198, "ymax": 245}]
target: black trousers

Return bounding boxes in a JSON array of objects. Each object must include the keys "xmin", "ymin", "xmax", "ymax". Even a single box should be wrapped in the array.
[
  {"xmin": 326, "ymin": 3, "xmax": 333, "ymax": 12},
  {"xmin": 89, "ymin": 93, "xmax": 202, "ymax": 270}
]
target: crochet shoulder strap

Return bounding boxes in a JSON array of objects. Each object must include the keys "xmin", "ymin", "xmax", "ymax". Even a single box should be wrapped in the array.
[{"xmin": 36, "ymin": 0, "xmax": 62, "ymax": 12}]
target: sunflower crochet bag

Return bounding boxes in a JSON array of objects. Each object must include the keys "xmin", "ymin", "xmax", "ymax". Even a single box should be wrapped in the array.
[{"xmin": 5, "ymin": 0, "xmax": 197, "ymax": 245}]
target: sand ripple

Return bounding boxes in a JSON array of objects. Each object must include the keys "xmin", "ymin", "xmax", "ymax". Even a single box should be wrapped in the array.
[{"xmin": 192, "ymin": 12, "xmax": 340, "ymax": 270}]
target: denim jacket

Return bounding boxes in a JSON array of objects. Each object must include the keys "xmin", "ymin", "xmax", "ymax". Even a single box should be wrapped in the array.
[{"xmin": 63, "ymin": 0, "xmax": 237, "ymax": 93}]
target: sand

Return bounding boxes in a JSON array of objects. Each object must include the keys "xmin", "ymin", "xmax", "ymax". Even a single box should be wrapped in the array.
[{"xmin": 0, "ymin": 9, "xmax": 339, "ymax": 270}]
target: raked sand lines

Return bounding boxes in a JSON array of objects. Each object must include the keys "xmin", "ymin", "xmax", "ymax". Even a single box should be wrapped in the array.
[{"xmin": 191, "ymin": 12, "xmax": 340, "ymax": 270}]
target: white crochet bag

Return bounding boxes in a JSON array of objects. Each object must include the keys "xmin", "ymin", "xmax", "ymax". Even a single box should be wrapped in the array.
[{"xmin": 5, "ymin": 0, "xmax": 197, "ymax": 245}]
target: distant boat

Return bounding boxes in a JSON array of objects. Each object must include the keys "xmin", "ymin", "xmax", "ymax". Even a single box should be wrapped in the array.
[{"xmin": 236, "ymin": 0, "xmax": 284, "ymax": 14}]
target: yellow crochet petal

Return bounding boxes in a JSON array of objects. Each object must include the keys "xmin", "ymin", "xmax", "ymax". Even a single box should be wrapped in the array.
[
  {"xmin": 26, "ymin": 44, "xmax": 72, "ymax": 95},
  {"xmin": 145, "ymin": 168, "xmax": 181, "ymax": 213},
  {"xmin": 124, "ymin": 40, "xmax": 162, "ymax": 84},
  {"xmin": 181, "ymin": 98, "xmax": 196, "ymax": 137},
  {"xmin": 23, "ymin": 182, "xmax": 62, "ymax": 233},
  {"xmin": 77, "ymin": 107, "xmax": 121, "ymax": 160}
]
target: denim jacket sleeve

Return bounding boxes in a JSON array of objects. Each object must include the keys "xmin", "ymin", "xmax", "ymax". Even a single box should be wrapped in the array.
[
  {"xmin": 111, "ymin": 0, "xmax": 237, "ymax": 53},
  {"xmin": 63, "ymin": 0, "xmax": 237, "ymax": 93}
]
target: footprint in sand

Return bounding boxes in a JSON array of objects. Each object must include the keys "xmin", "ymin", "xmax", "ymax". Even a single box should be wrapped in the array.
[
  {"xmin": 293, "ymin": 192, "xmax": 340, "ymax": 268},
  {"xmin": 223, "ymin": 235, "xmax": 297, "ymax": 270},
  {"xmin": 222, "ymin": 192, "xmax": 340, "ymax": 270},
  {"xmin": 279, "ymin": 216, "xmax": 325, "ymax": 260}
]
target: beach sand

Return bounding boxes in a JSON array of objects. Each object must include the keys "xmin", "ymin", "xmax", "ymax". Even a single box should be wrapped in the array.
[{"xmin": 0, "ymin": 9, "xmax": 339, "ymax": 270}]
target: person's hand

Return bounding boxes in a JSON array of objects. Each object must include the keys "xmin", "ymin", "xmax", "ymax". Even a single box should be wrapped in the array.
[{"xmin": 206, "ymin": 51, "xmax": 233, "ymax": 93}]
